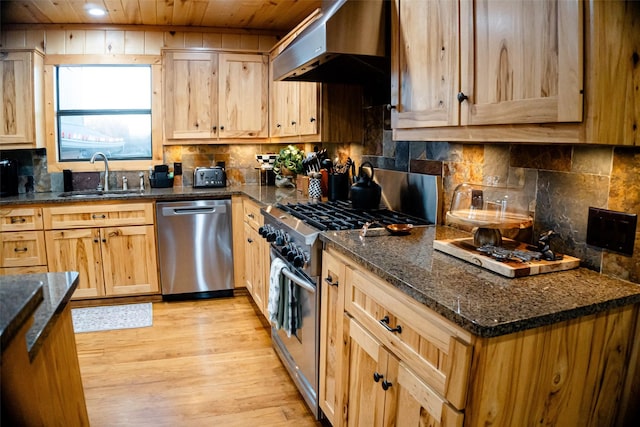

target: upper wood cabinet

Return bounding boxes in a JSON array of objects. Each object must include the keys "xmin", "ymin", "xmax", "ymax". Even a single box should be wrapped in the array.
[
  {"xmin": 0, "ymin": 49, "xmax": 45, "ymax": 148},
  {"xmin": 163, "ymin": 50, "xmax": 268, "ymax": 142},
  {"xmin": 392, "ymin": 0, "xmax": 640, "ymax": 145},
  {"xmin": 391, "ymin": 0, "xmax": 582, "ymax": 130}
]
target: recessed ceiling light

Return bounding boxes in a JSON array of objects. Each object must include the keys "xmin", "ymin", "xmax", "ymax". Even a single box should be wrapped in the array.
[{"xmin": 88, "ymin": 7, "xmax": 107, "ymax": 17}]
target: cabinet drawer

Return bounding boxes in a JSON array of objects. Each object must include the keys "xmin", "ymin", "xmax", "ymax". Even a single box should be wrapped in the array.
[
  {"xmin": 43, "ymin": 203, "xmax": 154, "ymax": 229},
  {"xmin": 345, "ymin": 267, "xmax": 473, "ymax": 410},
  {"xmin": 0, "ymin": 207, "xmax": 43, "ymax": 231},
  {"xmin": 0, "ymin": 265, "xmax": 48, "ymax": 275},
  {"xmin": 0, "ymin": 231, "xmax": 47, "ymax": 267},
  {"xmin": 243, "ymin": 199, "xmax": 263, "ymax": 230}
]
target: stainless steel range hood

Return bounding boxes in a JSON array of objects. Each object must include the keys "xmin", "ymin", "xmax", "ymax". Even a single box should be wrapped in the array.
[{"xmin": 272, "ymin": 0, "xmax": 389, "ymax": 89}]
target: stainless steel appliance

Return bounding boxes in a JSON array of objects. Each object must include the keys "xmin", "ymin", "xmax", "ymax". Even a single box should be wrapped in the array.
[
  {"xmin": 156, "ymin": 199, "xmax": 234, "ymax": 299},
  {"xmin": 259, "ymin": 170, "xmax": 441, "ymax": 419},
  {"xmin": 193, "ymin": 166, "xmax": 226, "ymax": 188}
]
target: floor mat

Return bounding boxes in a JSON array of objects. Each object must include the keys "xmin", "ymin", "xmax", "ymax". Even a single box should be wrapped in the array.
[{"xmin": 71, "ymin": 303, "xmax": 153, "ymax": 333}]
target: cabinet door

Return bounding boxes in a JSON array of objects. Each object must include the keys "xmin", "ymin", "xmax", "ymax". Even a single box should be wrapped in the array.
[
  {"xmin": 100, "ymin": 225, "xmax": 159, "ymax": 296},
  {"xmin": 0, "ymin": 50, "xmax": 35, "ymax": 145},
  {"xmin": 45, "ymin": 229, "xmax": 104, "ymax": 299},
  {"xmin": 243, "ymin": 222, "xmax": 261, "ymax": 303},
  {"xmin": 391, "ymin": 0, "xmax": 460, "ymax": 128},
  {"xmin": 319, "ymin": 250, "xmax": 347, "ymax": 425},
  {"xmin": 218, "ymin": 53, "xmax": 268, "ymax": 138},
  {"xmin": 163, "ymin": 51, "xmax": 218, "ymax": 139},
  {"xmin": 270, "ymin": 80, "xmax": 299, "ymax": 137},
  {"xmin": 459, "ymin": 0, "xmax": 583, "ymax": 125},
  {"xmin": 0, "ymin": 231, "xmax": 46, "ymax": 268},
  {"xmin": 345, "ymin": 316, "xmax": 394, "ymax": 427},
  {"xmin": 298, "ymin": 82, "xmax": 319, "ymax": 136},
  {"xmin": 391, "ymin": 362, "xmax": 464, "ymax": 427}
]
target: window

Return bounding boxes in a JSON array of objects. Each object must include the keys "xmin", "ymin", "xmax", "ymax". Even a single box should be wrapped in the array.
[{"xmin": 56, "ymin": 65, "xmax": 152, "ymax": 161}]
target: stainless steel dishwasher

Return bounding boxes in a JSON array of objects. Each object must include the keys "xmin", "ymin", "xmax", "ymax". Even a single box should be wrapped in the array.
[{"xmin": 156, "ymin": 199, "xmax": 234, "ymax": 299}]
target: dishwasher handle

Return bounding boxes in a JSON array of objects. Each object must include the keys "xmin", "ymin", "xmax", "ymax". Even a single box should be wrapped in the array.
[{"xmin": 161, "ymin": 205, "xmax": 227, "ymax": 216}]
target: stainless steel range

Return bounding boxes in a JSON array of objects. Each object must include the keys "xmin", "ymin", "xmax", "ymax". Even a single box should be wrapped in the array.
[{"xmin": 259, "ymin": 170, "xmax": 441, "ymax": 419}]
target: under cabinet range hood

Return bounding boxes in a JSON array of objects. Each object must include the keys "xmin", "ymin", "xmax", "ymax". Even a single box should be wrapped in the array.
[{"xmin": 272, "ymin": 0, "xmax": 389, "ymax": 89}]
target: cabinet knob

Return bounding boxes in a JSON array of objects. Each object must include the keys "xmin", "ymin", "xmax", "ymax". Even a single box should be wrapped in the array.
[
  {"xmin": 291, "ymin": 121, "xmax": 297, "ymax": 126},
  {"xmin": 373, "ymin": 372, "xmax": 383, "ymax": 382},
  {"xmin": 212, "ymin": 126, "xmax": 217, "ymax": 132},
  {"xmin": 194, "ymin": 122, "xmax": 199, "ymax": 128},
  {"xmin": 102, "ymin": 238, "xmax": 107, "ymax": 243},
  {"xmin": 247, "ymin": 238, "xmax": 253, "ymax": 243},
  {"xmin": 381, "ymin": 380, "xmax": 393, "ymax": 391},
  {"xmin": 457, "ymin": 92, "xmax": 469, "ymax": 103},
  {"xmin": 94, "ymin": 239, "xmax": 99, "ymax": 243},
  {"xmin": 220, "ymin": 125, "xmax": 224, "ymax": 131},
  {"xmin": 386, "ymin": 104, "xmax": 397, "ymax": 111},
  {"xmin": 310, "ymin": 117, "xmax": 316, "ymax": 122},
  {"xmin": 276, "ymin": 123, "xmax": 281, "ymax": 128}
]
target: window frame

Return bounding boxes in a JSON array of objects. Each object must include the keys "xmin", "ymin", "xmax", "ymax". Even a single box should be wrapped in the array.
[{"xmin": 44, "ymin": 55, "xmax": 163, "ymax": 173}]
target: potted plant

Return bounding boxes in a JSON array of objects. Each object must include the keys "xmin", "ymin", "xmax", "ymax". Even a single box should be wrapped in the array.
[{"xmin": 273, "ymin": 145, "xmax": 305, "ymax": 178}]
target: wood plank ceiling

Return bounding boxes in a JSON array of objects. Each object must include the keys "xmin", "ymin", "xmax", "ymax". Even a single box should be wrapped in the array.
[{"xmin": 1, "ymin": 0, "xmax": 323, "ymax": 33}]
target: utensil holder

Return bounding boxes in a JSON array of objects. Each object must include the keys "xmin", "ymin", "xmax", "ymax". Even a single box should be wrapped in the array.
[{"xmin": 328, "ymin": 173, "xmax": 349, "ymax": 201}]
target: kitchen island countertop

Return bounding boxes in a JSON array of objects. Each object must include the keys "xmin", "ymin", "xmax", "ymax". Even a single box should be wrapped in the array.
[
  {"xmin": 320, "ymin": 226, "xmax": 640, "ymax": 337},
  {"xmin": 0, "ymin": 272, "xmax": 79, "ymax": 359}
]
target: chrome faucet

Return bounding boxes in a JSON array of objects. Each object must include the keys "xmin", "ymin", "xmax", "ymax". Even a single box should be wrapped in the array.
[{"xmin": 90, "ymin": 152, "xmax": 110, "ymax": 191}]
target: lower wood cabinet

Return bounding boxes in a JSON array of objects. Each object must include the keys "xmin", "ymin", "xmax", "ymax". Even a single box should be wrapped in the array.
[
  {"xmin": 0, "ymin": 207, "xmax": 48, "ymax": 275},
  {"xmin": 320, "ymin": 248, "xmax": 640, "ymax": 427},
  {"xmin": 241, "ymin": 197, "xmax": 270, "ymax": 318},
  {"xmin": 43, "ymin": 202, "xmax": 159, "ymax": 299}
]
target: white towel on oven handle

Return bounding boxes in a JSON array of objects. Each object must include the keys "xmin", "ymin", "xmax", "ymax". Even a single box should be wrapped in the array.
[{"xmin": 268, "ymin": 257, "xmax": 287, "ymax": 324}]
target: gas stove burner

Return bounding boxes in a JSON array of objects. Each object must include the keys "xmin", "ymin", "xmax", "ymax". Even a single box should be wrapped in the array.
[{"xmin": 275, "ymin": 201, "xmax": 431, "ymax": 231}]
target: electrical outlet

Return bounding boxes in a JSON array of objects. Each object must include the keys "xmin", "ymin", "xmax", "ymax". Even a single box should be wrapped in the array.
[{"xmin": 586, "ymin": 207, "xmax": 637, "ymax": 255}]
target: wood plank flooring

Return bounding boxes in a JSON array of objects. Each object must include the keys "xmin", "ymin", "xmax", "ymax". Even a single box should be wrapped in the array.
[{"xmin": 74, "ymin": 295, "xmax": 322, "ymax": 426}]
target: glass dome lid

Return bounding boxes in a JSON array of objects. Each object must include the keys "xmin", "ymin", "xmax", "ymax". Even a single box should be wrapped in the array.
[{"xmin": 446, "ymin": 183, "xmax": 533, "ymax": 230}]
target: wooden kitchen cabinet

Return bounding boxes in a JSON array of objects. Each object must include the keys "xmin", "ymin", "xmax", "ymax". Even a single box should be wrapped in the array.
[
  {"xmin": 319, "ymin": 250, "xmax": 348, "ymax": 425},
  {"xmin": 42, "ymin": 202, "xmax": 159, "ymax": 299},
  {"xmin": 242, "ymin": 197, "xmax": 270, "ymax": 318},
  {"xmin": 163, "ymin": 50, "xmax": 268, "ymax": 142},
  {"xmin": 269, "ymin": 77, "xmax": 319, "ymax": 139},
  {"xmin": 0, "ymin": 49, "xmax": 45, "ymax": 148},
  {"xmin": 322, "ymin": 247, "xmax": 638, "ymax": 426},
  {"xmin": 0, "ymin": 207, "xmax": 47, "ymax": 275},
  {"xmin": 392, "ymin": 0, "xmax": 640, "ymax": 145},
  {"xmin": 391, "ymin": 0, "xmax": 582, "ymax": 130}
]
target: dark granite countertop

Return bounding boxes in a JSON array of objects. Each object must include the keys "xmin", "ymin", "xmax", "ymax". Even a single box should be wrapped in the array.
[
  {"xmin": 0, "ymin": 272, "xmax": 79, "ymax": 360},
  {"xmin": 0, "ymin": 184, "xmax": 302, "ymax": 206},
  {"xmin": 320, "ymin": 226, "xmax": 640, "ymax": 337}
]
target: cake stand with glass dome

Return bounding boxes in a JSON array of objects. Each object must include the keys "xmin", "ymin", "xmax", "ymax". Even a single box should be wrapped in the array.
[{"xmin": 434, "ymin": 183, "xmax": 579, "ymax": 277}]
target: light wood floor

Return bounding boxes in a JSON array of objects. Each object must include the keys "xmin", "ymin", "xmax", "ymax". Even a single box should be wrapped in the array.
[{"xmin": 74, "ymin": 295, "xmax": 322, "ymax": 426}]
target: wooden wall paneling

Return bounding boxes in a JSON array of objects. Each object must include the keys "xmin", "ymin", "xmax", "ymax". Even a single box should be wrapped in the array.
[
  {"xmin": 203, "ymin": 33, "xmax": 223, "ymax": 49},
  {"xmin": 45, "ymin": 30, "xmax": 66, "ymax": 54},
  {"xmin": 184, "ymin": 32, "xmax": 204, "ymax": 48},
  {"xmin": 65, "ymin": 30, "xmax": 86, "ymax": 54},
  {"xmin": 3, "ymin": 30, "xmax": 26, "ymax": 48},
  {"xmin": 164, "ymin": 31, "xmax": 186, "ymax": 48},
  {"xmin": 105, "ymin": 30, "xmax": 125, "ymax": 54},
  {"xmin": 85, "ymin": 30, "xmax": 106, "ymax": 54},
  {"xmin": 221, "ymin": 34, "xmax": 242, "ymax": 50},
  {"xmin": 124, "ymin": 31, "xmax": 145, "ymax": 54},
  {"xmin": 144, "ymin": 32, "xmax": 164, "ymax": 54}
]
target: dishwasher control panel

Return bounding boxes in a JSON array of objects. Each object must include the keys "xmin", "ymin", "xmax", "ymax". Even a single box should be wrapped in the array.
[{"xmin": 193, "ymin": 167, "xmax": 227, "ymax": 188}]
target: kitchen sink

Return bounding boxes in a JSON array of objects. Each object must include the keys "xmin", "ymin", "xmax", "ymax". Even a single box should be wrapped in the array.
[{"xmin": 58, "ymin": 189, "xmax": 141, "ymax": 198}]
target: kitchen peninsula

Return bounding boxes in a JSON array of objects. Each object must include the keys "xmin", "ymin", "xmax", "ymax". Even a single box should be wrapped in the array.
[{"xmin": 0, "ymin": 272, "xmax": 89, "ymax": 425}]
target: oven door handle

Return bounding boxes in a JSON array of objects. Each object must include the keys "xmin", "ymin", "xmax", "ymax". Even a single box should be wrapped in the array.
[{"xmin": 281, "ymin": 267, "xmax": 316, "ymax": 294}]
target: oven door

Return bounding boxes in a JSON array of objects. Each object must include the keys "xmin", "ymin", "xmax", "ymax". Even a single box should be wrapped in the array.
[{"xmin": 269, "ymin": 248, "xmax": 320, "ymax": 419}]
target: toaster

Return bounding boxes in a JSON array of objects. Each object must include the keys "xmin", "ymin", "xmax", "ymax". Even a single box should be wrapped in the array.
[{"xmin": 193, "ymin": 166, "xmax": 227, "ymax": 188}]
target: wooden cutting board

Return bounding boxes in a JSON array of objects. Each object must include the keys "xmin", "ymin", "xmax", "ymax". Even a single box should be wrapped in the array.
[{"xmin": 433, "ymin": 237, "xmax": 580, "ymax": 278}]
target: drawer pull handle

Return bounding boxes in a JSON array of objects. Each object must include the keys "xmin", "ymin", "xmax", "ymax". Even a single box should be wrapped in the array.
[
  {"xmin": 248, "ymin": 213, "xmax": 255, "ymax": 219},
  {"xmin": 373, "ymin": 372, "xmax": 383, "ymax": 382},
  {"xmin": 247, "ymin": 238, "xmax": 253, "ymax": 243},
  {"xmin": 381, "ymin": 380, "xmax": 393, "ymax": 391},
  {"xmin": 324, "ymin": 276, "xmax": 339, "ymax": 287},
  {"xmin": 14, "ymin": 247, "xmax": 28, "ymax": 253},
  {"xmin": 379, "ymin": 316, "xmax": 402, "ymax": 334},
  {"xmin": 92, "ymin": 214, "xmax": 106, "ymax": 219},
  {"xmin": 11, "ymin": 217, "xmax": 26, "ymax": 224}
]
